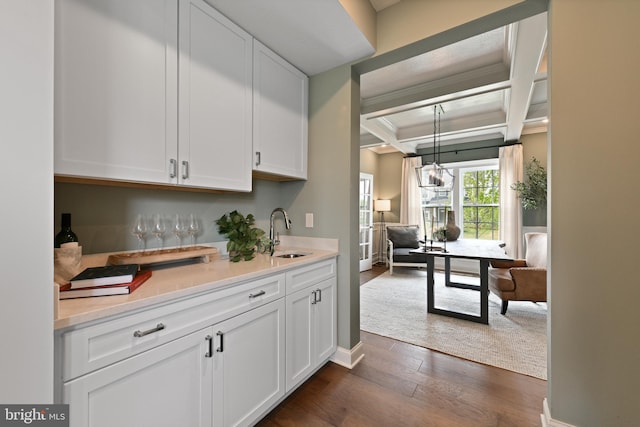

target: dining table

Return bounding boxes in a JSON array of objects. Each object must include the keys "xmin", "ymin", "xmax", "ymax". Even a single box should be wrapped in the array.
[{"xmin": 410, "ymin": 239, "xmax": 512, "ymax": 324}]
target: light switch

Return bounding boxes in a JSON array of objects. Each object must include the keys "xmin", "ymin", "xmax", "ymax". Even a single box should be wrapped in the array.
[{"xmin": 305, "ymin": 213, "xmax": 314, "ymax": 228}]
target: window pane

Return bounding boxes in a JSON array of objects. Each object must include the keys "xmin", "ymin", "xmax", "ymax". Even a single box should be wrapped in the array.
[
  {"xmin": 463, "ymin": 206, "xmax": 477, "ymax": 223},
  {"xmin": 461, "ymin": 167, "xmax": 499, "ymax": 240},
  {"xmin": 463, "ymin": 223, "xmax": 478, "ymax": 239}
]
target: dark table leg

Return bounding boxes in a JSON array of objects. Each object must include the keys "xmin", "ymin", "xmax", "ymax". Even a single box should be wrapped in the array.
[
  {"xmin": 444, "ymin": 257, "xmax": 481, "ymax": 291},
  {"xmin": 427, "ymin": 254, "xmax": 435, "ymax": 314},
  {"xmin": 427, "ymin": 255, "xmax": 489, "ymax": 325},
  {"xmin": 479, "ymin": 259, "xmax": 489, "ymax": 324}
]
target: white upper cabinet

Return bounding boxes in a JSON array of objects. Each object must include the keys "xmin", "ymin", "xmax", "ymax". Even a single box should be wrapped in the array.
[
  {"xmin": 54, "ymin": 0, "xmax": 179, "ymax": 184},
  {"xmin": 55, "ymin": 0, "xmax": 253, "ymax": 191},
  {"xmin": 178, "ymin": 0, "xmax": 252, "ymax": 191},
  {"xmin": 253, "ymin": 40, "xmax": 308, "ymax": 180},
  {"xmin": 55, "ymin": 0, "xmax": 305, "ymax": 190}
]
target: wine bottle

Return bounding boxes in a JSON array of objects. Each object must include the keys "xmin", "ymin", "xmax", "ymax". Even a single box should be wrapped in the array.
[{"xmin": 55, "ymin": 213, "xmax": 78, "ymax": 248}]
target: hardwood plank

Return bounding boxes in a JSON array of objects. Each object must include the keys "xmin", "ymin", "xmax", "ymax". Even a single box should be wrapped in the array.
[
  {"xmin": 258, "ymin": 332, "xmax": 546, "ymax": 426},
  {"xmin": 258, "ymin": 269, "xmax": 546, "ymax": 426}
]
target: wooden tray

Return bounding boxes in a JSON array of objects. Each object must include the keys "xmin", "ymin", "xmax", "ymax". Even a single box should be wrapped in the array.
[{"xmin": 107, "ymin": 246, "xmax": 219, "ymax": 266}]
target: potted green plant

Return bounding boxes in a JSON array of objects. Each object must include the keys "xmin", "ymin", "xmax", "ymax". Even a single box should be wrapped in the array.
[
  {"xmin": 215, "ymin": 210, "xmax": 270, "ymax": 262},
  {"xmin": 511, "ymin": 157, "xmax": 547, "ymax": 210}
]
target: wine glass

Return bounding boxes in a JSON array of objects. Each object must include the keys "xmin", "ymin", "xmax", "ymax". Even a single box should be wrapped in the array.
[
  {"xmin": 152, "ymin": 213, "xmax": 166, "ymax": 250},
  {"xmin": 132, "ymin": 214, "xmax": 147, "ymax": 252},
  {"xmin": 173, "ymin": 214, "xmax": 187, "ymax": 248},
  {"xmin": 188, "ymin": 214, "xmax": 199, "ymax": 246}
]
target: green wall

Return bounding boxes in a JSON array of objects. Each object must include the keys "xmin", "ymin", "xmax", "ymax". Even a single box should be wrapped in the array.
[
  {"xmin": 284, "ymin": 65, "xmax": 362, "ymax": 350},
  {"xmin": 549, "ymin": 1, "xmax": 640, "ymax": 425},
  {"xmin": 54, "ymin": 179, "xmax": 286, "ymax": 254}
]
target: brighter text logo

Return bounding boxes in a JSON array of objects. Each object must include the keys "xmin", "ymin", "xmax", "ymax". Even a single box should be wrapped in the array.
[{"xmin": 0, "ymin": 405, "xmax": 68, "ymax": 427}]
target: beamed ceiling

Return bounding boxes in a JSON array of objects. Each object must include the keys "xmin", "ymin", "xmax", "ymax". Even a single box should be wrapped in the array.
[
  {"xmin": 203, "ymin": 1, "xmax": 548, "ymax": 157},
  {"xmin": 360, "ymin": 12, "xmax": 548, "ymax": 155}
]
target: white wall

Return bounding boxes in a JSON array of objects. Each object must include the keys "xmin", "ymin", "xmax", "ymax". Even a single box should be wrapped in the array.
[{"xmin": 0, "ymin": 1, "xmax": 54, "ymax": 402}]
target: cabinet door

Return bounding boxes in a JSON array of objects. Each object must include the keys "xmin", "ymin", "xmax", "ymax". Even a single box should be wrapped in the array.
[
  {"xmin": 313, "ymin": 277, "xmax": 338, "ymax": 363},
  {"xmin": 253, "ymin": 40, "xmax": 308, "ymax": 179},
  {"xmin": 213, "ymin": 299, "xmax": 285, "ymax": 427},
  {"xmin": 63, "ymin": 327, "xmax": 213, "ymax": 427},
  {"xmin": 178, "ymin": 0, "xmax": 253, "ymax": 191},
  {"xmin": 285, "ymin": 287, "xmax": 314, "ymax": 391},
  {"xmin": 285, "ymin": 278, "xmax": 337, "ymax": 392},
  {"xmin": 55, "ymin": 0, "xmax": 178, "ymax": 184}
]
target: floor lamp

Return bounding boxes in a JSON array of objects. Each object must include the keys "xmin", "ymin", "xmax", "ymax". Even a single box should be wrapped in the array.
[{"xmin": 374, "ymin": 199, "xmax": 391, "ymax": 264}]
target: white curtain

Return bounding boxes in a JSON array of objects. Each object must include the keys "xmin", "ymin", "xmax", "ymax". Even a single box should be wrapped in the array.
[
  {"xmin": 499, "ymin": 145, "xmax": 524, "ymax": 258},
  {"xmin": 400, "ymin": 157, "xmax": 423, "ymax": 232}
]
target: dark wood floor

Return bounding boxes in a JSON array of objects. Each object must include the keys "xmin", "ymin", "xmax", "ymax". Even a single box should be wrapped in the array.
[{"xmin": 258, "ymin": 264, "xmax": 546, "ymax": 427}]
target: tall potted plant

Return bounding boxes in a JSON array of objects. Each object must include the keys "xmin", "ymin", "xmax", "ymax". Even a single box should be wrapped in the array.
[{"xmin": 511, "ymin": 157, "xmax": 547, "ymax": 210}]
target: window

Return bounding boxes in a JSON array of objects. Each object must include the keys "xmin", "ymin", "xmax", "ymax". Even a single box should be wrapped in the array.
[
  {"xmin": 462, "ymin": 168, "xmax": 500, "ymax": 240},
  {"xmin": 419, "ymin": 159, "xmax": 500, "ymax": 241}
]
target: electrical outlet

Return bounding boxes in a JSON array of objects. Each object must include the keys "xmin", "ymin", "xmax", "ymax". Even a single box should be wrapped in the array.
[{"xmin": 305, "ymin": 213, "xmax": 314, "ymax": 228}]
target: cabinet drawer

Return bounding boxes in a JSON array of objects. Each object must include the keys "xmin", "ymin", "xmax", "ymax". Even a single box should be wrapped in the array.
[
  {"xmin": 61, "ymin": 273, "xmax": 284, "ymax": 381},
  {"xmin": 285, "ymin": 259, "xmax": 336, "ymax": 294}
]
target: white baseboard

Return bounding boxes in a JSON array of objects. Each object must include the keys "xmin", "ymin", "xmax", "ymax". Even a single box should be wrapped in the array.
[
  {"xmin": 330, "ymin": 342, "xmax": 365, "ymax": 369},
  {"xmin": 541, "ymin": 398, "xmax": 576, "ymax": 427}
]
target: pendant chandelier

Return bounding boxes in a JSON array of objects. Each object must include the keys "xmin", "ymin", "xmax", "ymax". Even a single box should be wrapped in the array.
[{"xmin": 415, "ymin": 104, "xmax": 454, "ymax": 192}]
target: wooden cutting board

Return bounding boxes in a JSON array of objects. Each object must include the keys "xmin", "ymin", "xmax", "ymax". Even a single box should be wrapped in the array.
[{"xmin": 107, "ymin": 245, "xmax": 219, "ymax": 266}]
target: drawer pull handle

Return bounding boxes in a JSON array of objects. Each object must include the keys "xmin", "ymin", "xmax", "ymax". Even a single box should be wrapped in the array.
[
  {"xmin": 316, "ymin": 288, "xmax": 322, "ymax": 303},
  {"xmin": 216, "ymin": 331, "xmax": 224, "ymax": 353},
  {"xmin": 133, "ymin": 323, "xmax": 165, "ymax": 338},
  {"xmin": 249, "ymin": 290, "xmax": 266, "ymax": 299},
  {"xmin": 205, "ymin": 335, "xmax": 213, "ymax": 358},
  {"xmin": 311, "ymin": 290, "xmax": 317, "ymax": 305}
]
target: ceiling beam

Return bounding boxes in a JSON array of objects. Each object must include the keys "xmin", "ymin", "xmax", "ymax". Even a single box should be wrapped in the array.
[
  {"xmin": 352, "ymin": 0, "xmax": 549, "ymax": 75},
  {"xmin": 361, "ymin": 63, "xmax": 510, "ymax": 116},
  {"xmin": 504, "ymin": 12, "xmax": 547, "ymax": 141},
  {"xmin": 359, "ymin": 117, "xmax": 418, "ymax": 154}
]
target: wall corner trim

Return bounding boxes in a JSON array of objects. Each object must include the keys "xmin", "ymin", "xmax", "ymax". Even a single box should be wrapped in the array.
[
  {"xmin": 330, "ymin": 342, "xmax": 365, "ymax": 369},
  {"xmin": 541, "ymin": 398, "xmax": 577, "ymax": 427}
]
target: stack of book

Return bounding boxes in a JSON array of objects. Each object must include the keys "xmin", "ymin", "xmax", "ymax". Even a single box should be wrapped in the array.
[{"xmin": 59, "ymin": 264, "xmax": 151, "ymax": 299}]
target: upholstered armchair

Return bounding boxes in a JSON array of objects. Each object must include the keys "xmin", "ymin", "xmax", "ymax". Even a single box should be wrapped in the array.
[
  {"xmin": 488, "ymin": 232, "xmax": 547, "ymax": 314},
  {"xmin": 386, "ymin": 225, "xmax": 427, "ymax": 274}
]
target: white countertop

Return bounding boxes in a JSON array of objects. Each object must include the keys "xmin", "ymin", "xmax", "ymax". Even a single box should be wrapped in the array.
[{"xmin": 55, "ymin": 238, "xmax": 338, "ymax": 330}]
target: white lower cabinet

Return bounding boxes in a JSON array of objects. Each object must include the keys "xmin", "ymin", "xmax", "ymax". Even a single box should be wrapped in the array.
[
  {"xmin": 285, "ymin": 276, "xmax": 337, "ymax": 392},
  {"xmin": 58, "ymin": 259, "xmax": 335, "ymax": 426},
  {"xmin": 212, "ymin": 299, "xmax": 285, "ymax": 427},
  {"xmin": 64, "ymin": 327, "xmax": 213, "ymax": 427}
]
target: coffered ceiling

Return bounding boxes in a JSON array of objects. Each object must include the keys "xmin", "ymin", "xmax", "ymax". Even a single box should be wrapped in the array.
[
  {"xmin": 360, "ymin": 12, "xmax": 548, "ymax": 155},
  {"xmin": 204, "ymin": 0, "xmax": 547, "ymax": 157}
]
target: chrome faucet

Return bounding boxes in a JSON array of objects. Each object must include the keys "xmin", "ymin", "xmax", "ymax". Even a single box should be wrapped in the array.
[{"xmin": 269, "ymin": 208, "xmax": 292, "ymax": 256}]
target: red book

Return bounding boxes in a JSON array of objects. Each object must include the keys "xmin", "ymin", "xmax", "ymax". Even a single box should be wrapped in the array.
[{"xmin": 59, "ymin": 269, "xmax": 152, "ymax": 299}]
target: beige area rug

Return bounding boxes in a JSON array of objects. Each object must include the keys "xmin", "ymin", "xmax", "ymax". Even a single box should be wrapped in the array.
[{"xmin": 360, "ymin": 268, "xmax": 547, "ymax": 380}]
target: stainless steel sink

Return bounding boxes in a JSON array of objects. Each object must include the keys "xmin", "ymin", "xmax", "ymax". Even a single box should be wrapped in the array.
[{"xmin": 276, "ymin": 253, "xmax": 308, "ymax": 259}]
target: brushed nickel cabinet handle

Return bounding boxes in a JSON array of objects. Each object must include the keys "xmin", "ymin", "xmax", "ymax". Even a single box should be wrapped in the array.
[
  {"xmin": 311, "ymin": 290, "xmax": 317, "ymax": 305},
  {"xmin": 169, "ymin": 159, "xmax": 177, "ymax": 178},
  {"xmin": 255, "ymin": 151, "xmax": 261, "ymax": 166},
  {"xmin": 133, "ymin": 323, "xmax": 165, "ymax": 338},
  {"xmin": 316, "ymin": 288, "xmax": 322, "ymax": 303},
  {"xmin": 182, "ymin": 160, "xmax": 189, "ymax": 180}
]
